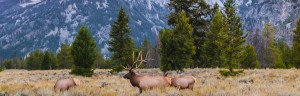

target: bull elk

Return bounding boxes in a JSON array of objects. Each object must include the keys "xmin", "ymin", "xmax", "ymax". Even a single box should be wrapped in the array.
[{"xmin": 123, "ymin": 51, "xmax": 170, "ymax": 93}]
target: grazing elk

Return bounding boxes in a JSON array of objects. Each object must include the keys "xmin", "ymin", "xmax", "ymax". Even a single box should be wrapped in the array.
[
  {"xmin": 123, "ymin": 51, "xmax": 170, "ymax": 93},
  {"xmin": 170, "ymin": 75, "xmax": 196, "ymax": 90},
  {"xmin": 54, "ymin": 78, "xmax": 81, "ymax": 91}
]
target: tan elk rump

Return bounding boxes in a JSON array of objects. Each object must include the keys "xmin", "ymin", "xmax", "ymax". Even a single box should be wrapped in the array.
[
  {"xmin": 54, "ymin": 78, "xmax": 81, "ymax": 91},
  {"xmin": 170, "ymin": 75, "xmax": 196, "ymax": 89}
]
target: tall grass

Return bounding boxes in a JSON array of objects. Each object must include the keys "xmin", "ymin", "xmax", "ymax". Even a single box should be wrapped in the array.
[{"xmin": 0, "ymin": 69, "xmax": 300, "ymax": 95}]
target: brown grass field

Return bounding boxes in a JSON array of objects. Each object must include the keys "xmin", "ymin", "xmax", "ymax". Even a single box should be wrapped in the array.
[{"xmin": 0, "ymin": 68, "xmax": 300, "ymax": 96}]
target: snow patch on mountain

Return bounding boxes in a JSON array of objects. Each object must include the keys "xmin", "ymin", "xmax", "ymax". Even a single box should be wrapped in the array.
[
  {"xmin": 62, "ymin": 4, "xmax": 77, "ymax": 23},
  {"xmin": 96, "ymin": 0, "xmax": 109, "ymax": 9},
  {"xmin": 151, "ymin": 26, "xmax": 158, "ymax": 36},
  {"xmin": 101, "ymin": 43, "xmax": 110, "ymax": 58},
  {"xmin": 245, "ymin": 0, "xmax": 252, "ymax": 6},
  {"xmin": 19, "ymin": 0, "xmax": 43, "ymax": 8},
  {"xmin": 45, "ymin": 27, "xmax": 59, "ymax": 37},
  {"xmin": 102, "ymin": 0, "xmax": 109, "ymax": 8},
  {"xmin": 83, "ymin": 0, "xmax": 88, "ymax": 5},
  {"xmin": 205, "ymin": 0, "xmax": 224, "ymax": 8},
  {"xmin": 137, "ymin": 20, "xmax": 142, "ymax": 25},
  {"xmin": 59, "ymin": 27, "xmax": 73, "ymax": 44},
  {"xmin": 97, "ymin": 25, "xmax": 111, "ymax": 44}
]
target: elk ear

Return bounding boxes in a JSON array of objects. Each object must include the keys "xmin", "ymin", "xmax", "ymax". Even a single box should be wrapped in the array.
[{"xmin": 72, "ymin": 78, "xmax": 81, "ymax": 86}]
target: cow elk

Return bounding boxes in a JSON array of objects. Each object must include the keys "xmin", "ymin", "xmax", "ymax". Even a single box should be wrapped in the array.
[
  {"xmin": 123, "ymin": 51, "xmax": 170, "ymax": 93},
  {"xmin": 54, "ymin": 78, "xmax": 81, "ymax": 91},
  {"xmin": 170, "ymin": 75, "xmax": 196, "ymax": 90}
]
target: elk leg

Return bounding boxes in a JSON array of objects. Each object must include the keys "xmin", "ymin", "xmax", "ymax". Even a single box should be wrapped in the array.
[
  {"xmin": 188, "ymin": 84, "xmax": 194, "ymax": 90},
  {"xmin": 139, "ymin": 88, "xmax": 142, "ymax": 93}
]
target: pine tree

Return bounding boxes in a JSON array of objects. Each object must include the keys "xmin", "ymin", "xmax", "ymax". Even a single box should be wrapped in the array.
[
  {"xmin": 160, "ymin": 11, "xmax": 195, "ymax": 73},
  {"xmin": 108, "ymin": 8, "xmax": 135, "ymax": 70},
  {"xmin": 93, "ymin": 46, "xmax": 105, "ymax": 69},
  {"xmin": 293, "ymin": 19, "xmax": 300, "ymax": 68},
  {"xmin": 211, "ymin": 3, "xmax": 220, "ymax": 17},
  {"xmin": 3, "ymin": 59, "xmax": 12, "ymax": 69},
  {"xmin": 42, "ymin": 51, "xmax": 51, "ymax": 70},
  {"xmin": 247, "ymin": 29, "xmax": 264, "ymax": 67},
  {"xmin": 241, "ymin": 44, "xmax": 260, "ymax": 69},
  {"xmin": 71, "ymin": 26, "xmax": 97, "ymax": 77},
  {"xmin": 49, "ymin": 51, "xmax": 58, "ymax": 69},
  {"xmin": 141, "ymin": 39, "xmax": 153, "ymax": 68},
  {"xmin": 277, "ymin": 40, "xmax": 292, "ymax": 68},
  {"xmin": 203, "ymin": 5, "xmax": 224, "ymax": 68},
  {"xmin": 168, "ymin": 0, "xmax": 211, "ymax": 67},
  {"xmin": 262, "ymin": 22, "xmax": 280, "ymax": 68},
  {"xmin": 27, "ymin": 50, "xmax": 44, "ymax": 70},
  {"xmin": 223, "ymin": 0, "xmax": 245, "ymax": 72},
  {"xmin": 57, "ymin": 44, "xmax": 73, "ymax": 69}
]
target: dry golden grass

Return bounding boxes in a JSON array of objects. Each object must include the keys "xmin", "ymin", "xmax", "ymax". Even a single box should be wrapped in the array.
[{"xmin": 0, "ymin": 68, "xmax": 300, "ymax": 96}]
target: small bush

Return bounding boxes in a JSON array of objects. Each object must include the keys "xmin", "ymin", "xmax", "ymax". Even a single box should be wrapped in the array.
[
  {"xmin": 109, "ymin": 66, "xmax": 124, "ymax": 74},
  {"xmin": 70, "ymin": 68, "xmax": 94, "ymax": 77},
  {"xmin": 219, "ymin": 69, "xmax": 244, "ymax": 77},
  {"xmin": 0, "ymin": 68, "xmax": 4, "ymax": 72}
]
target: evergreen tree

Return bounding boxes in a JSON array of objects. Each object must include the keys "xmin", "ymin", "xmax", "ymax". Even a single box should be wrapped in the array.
[
  {"xmin": 222, "ymin": 0, "xmax": 245, "ymax": 72},
  {"xmin": 247, "ymin": 29, "xmax": 264, "ymax": 67},
  {"xmin": 12, "ymin": 52, "xmax": 17, "ymax": 69},
  {"xmin": 71, "ymin": 26, "xmax": 97, "ymax": 77},
  {"xmin": 160, "ymin": 12, "xmax": 195, "ymax": 73},
  {"xmin": 203, "ymin": 5, "xmax": 224, "ymax": 68},
  {"xmin": 141, "ymin": 39, "xmax": 153, "ymax": 68},
  {"xmin": 277, "ymin": 40, "xmax": 292, "ymax": 68},
  {"xmin": 262, "ymin": 22, "xmax": 280, "ymax": 68},
  {"xmin": 27, "ymin": 50, "xmax": 44, "ymax": 70},
  {"xmin": 93, "ymin": 47, "xmax": 105, "ymax": 69},
  {"xmin": 274, "ymin": 52, "xmax": 285, "ymax": 69},
  {"xmin": 211, "ymin": 3, "xmax": 220, "ymax": 17},
  {"xmin": 293, "ymin": 19, "xmax": 300, "ymax": 68},
  {"xmin": 168, "ymin": 0, "xmax": 211, "ymax": 67},
  {"xmin": 57, "ymin": 44, "xmax": 73, "ymax": 69},
  {"xmin": 49, "ymin": 51, "xmax": 58, "ymax": 69},
  {"xmin": 3, "ymin": 59, "xmax": 12, "ymax": 69},
  {"xmin": 42, "ymin": 51, "xmax": 51, "ymax": 70},
  {"xmin": 108, "ymin": 8, "xmax": 135, "ymax": 69},
  {"xmin": 241, "ymin": 44, "xmax": 260, "ymax": 69},
  {"xmin": 17, "ymin": 57, "xmax": 27, "ymax": 69},
  {"xmin": 142, "ymin": 39, "xmax": 151, "ymax": 58}
]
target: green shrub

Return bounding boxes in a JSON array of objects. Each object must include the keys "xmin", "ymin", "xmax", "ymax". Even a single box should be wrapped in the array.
[
  {"xmin": 109, "ymin": 66, "xmax": 124, "ymax": 74},
  {"xmin": 70, "ymin": 68, "xmax": 94, "ymax": 77},
  {"xmin": 219, "ymin": 69, "xmax": 244, "ymax": 77},
  {"xmin": 0, "ymin": 68, "xmax": 4, "ymax": 72}
]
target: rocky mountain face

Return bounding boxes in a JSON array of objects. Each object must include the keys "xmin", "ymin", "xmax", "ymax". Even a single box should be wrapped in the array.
[
  {"xmin": 1, "ymin": 0, "xmax": 300, "ymax": 59},
  {"xmin": 212, "ymin": 0, "xmax": 300, "ymax": 44},
  {"xmin": 235, "ymin": 0, "xmax": 300, "ymax": 46},
  {"xmin": 0, "ymin": 0, "xmax": 169, "ymax": 58}
]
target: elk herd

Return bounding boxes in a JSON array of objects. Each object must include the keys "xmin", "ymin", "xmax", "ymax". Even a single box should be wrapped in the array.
[{"xmin": 54, "ymin": 51, "xmax": 196, "ymax": 93}]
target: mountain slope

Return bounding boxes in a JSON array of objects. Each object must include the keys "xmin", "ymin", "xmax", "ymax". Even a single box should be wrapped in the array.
[
  {"xmin": 0, "ymin": 0, "xmax": 169, "ymax": 58},
  {"xmin": 1, "ymin": 0, "xmax": 300, "ymax": 59}
]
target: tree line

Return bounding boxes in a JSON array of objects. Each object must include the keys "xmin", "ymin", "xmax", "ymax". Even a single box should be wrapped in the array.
[{"xmin": 1, "ymin": 0, "xmax": 300, "ymax": 76}]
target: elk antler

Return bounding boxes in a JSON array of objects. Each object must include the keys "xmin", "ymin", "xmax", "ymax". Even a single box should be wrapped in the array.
[
  {"xmin": 133, "ymin": 51, "xmax": 154, "ymax": 69},
  {"xmin": 122, "ymin": 65, "xmax": 132, "ymax": 70}
]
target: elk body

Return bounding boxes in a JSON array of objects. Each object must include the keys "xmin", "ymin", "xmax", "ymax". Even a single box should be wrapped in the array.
[
  {"xmin": 54, "ymin": 78, "xmax": 81, "ymax": 91},
  {"xmin": 123, "ymin": 69, "xmax": 170, "ymax": 93},
  {"xmin": 170, "ymin": 75, "xmax": 196, "ymax": 89}
]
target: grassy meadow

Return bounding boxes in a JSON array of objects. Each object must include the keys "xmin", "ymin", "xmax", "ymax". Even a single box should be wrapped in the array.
[{"xmin": 0, "ymin": 69, "xmax": 300, "ymax": 96}]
